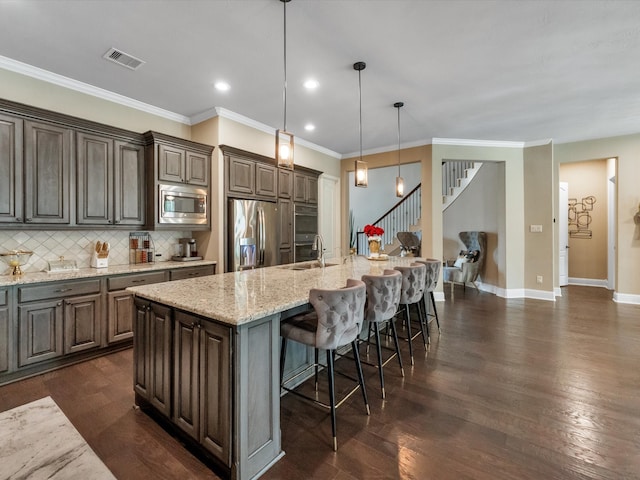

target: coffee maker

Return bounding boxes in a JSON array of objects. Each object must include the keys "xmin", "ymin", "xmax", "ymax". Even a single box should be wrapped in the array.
[{"xmin": 172, "ymin": 238, "xmax": 203, "ymax": 262}]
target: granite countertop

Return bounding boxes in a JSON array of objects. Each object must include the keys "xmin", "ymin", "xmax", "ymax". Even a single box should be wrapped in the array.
[
  {"xmin": 0, "ymin": 260, "xmax": 217, "ymax": 287},
  {"xmin": 127, "ymin": 256, "xmax": 418, "ymax": 327}
]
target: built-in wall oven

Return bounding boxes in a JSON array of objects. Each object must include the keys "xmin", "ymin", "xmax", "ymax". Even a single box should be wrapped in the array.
[
  {"xmin": 293, "ymin": 204, "xmax": 318, "ymax": 262},
  {"xmin": 159, "ymin": 184, "xmax": 207, "ymax": 225}
]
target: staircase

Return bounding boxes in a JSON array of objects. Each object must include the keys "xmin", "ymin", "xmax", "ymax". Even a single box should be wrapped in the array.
[
  {"xmin": 356, "ymin": 184, "xmax": 422, "ymax": 256},
  {"xmin": 442, "ymin": 161, "xmax": 482, "ymax": 211},
  {"xmin": 354, "ymin": 162, "xmax": 483, "ymax": 256}
]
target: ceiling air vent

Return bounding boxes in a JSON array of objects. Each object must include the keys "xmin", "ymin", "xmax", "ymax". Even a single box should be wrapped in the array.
[{"xmin": 102, "ymin": 47, "xmax": 145, "ymax": 70}]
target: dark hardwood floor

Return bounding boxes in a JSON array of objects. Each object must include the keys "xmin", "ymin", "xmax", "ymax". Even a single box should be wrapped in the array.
[{"xmin": 1, "ymin": 286, "xmax": 639, "ymax": 480}]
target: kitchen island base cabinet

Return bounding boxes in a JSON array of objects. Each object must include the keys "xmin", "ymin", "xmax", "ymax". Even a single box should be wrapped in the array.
[
  {"xmin": 0, "ymin": 289, "xmax": 10, "ymax": 374},
  {"xmin": 174, "ymin": 311, "xmax": 231, "ymax": 466},
  {"xmin": 133, "ymin": 299, "xmax": 172, "ymax": 417},
  {"xmin": 132, "ymin": 301, "xmax": 283, "ymax": 480}
]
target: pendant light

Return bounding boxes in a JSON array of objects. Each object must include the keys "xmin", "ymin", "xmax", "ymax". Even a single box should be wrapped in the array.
[
  {"xmin": 354, "ymin": 61, "xmax": 368, "ymax": 187},
  {"xmin": 276, "ymin": 0, "xmax": 294, "ymax": 169},
  {"xmin": 394, "ymin": 102, "xmax": 405, "ymax": 197}
]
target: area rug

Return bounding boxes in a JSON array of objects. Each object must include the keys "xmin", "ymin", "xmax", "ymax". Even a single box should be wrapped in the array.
[{"xmin": 0, "ymin": 396, "xmax": 116, "ymax": 480}]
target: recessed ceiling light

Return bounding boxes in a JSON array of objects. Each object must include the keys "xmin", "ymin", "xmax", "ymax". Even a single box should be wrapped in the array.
[
  {"xmin": 303, "ymin": 79, "xmax": 319, "ymax": 90},
  {"xmin": 215, "ymin": 81, "xmax": 230, "ymax": 92},
  {"xmin": 304, "ymin": 124, "xmax": 315, "ymax": 131}
]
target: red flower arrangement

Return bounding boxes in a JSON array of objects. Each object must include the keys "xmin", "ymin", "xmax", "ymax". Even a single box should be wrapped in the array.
[{"xmin": 363, "ymin": 224, "xmax": 384, "ymax": 237}]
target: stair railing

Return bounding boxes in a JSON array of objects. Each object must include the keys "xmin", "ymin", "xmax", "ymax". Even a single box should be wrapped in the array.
[
  {"xmin": 442, "ymin": 161, "xmax": 474, "ymax": 197},
  {"xmin": 356, "ymin": 183, "xmax": 421, "ymax": 255}
]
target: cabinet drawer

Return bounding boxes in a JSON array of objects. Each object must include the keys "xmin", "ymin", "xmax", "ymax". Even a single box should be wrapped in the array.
[
  {"xmin": 108, "ymin": 271, "xmax": 167, "ymax": 291},
  {"xmin": 0, "ymin": 289, "xmax": 7, "ymax": 306},
  {"xmin": 169, "ymin": 265, "xmax": 215, "ymax": 281},
  {"xmin": 18, "ymin": 279, "xmax": 101, "ymax": 303}
]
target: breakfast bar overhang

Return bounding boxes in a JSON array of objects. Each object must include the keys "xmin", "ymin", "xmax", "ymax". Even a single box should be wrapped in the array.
[{"xmin": 127, "ymin": 256, "xmax": 416, "ymax": 480}]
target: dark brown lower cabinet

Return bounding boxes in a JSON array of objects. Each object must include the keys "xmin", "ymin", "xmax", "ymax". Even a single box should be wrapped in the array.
[
  {"xmin": 133, "ymin": 299, "xmax": 172, "ymax": 417},
  {"xmin": 64, "ymin": 293, "xmax": 101, "ymax": 354},
  {"xmin": 18, "ymin": 299, "xmax": 64, "ymax": 367},
  {"xmin": 0, "ymin": 289, "xmax": 10, "ymax": 374},
  {"xmin": 107, "ymin": 290, "xmax": 135, "ymax": 344},
  {"xmin": 173, "ymin": 311, "xmax": 231, "ymax": 466}
]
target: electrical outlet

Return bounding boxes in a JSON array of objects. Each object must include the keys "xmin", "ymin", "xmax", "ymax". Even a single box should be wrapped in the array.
[
  {"xmin": 530, "ymin": 224, "xmax": 543, "ymax": 233},
  {"xmin": 536, "ymin": 275, "xmax": 543, "ymax": 284}
]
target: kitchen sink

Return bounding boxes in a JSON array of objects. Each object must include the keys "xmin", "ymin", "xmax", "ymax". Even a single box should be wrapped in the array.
[{"xmin": 281, "ymin": 262, "xmax": 339, "ymax": 271}]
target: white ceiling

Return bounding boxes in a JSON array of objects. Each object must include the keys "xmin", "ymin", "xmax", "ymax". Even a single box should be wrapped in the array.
[{"xmin": 1, "ymin": 0, "xmax": 639, "ymax": 157}]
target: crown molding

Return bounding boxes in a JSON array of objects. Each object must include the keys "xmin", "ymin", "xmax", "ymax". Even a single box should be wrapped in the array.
[
  {"xmin": 342, "ymin": 138, "xmax": 432, "ymax": 160},
  {"xmin": 195, "ymin": 107, "xmax": 341, "ymax": 159},
  {"xmin": 524, "ymin": 138, "xmax": 553, "ymax": 147},
  {"xmin": 0, "ymin": 55, "xmax": 191, "ymax": 124},
  {"xmin": 432, "ymin": 138, "xmax": 526, "ymax": 148}
]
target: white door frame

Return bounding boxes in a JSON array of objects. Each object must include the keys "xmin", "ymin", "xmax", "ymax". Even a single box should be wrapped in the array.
[{"xmin": 559, "ymin": 182, "xmax": 569, "ymax": 287}]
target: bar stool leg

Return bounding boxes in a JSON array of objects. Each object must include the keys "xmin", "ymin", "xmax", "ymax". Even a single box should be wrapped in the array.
[
  {"xmin": 351, "ymin": 340, "xmax": 370, "ymax": 415},
  {"xmin": 404, "ymin": 304, "xmax": 414, "ymax": 365},
  {"xmin": 415, "ymin": 301, "xmax": 428, "ymax": 350},
  {"xmin": 326, "ymin": 348, "xmax": 338, "ymax": 451},
  {"xmin": 422, "ymin": 293, "xmax": 431, "ymax": 343},
  {"xmin": 372, "ymin": 322, "xmax": 385, "ymax": 399},
  {"xmin": 388, "ymin": 316, "xmax": 404, "ymax": 376},
  {"xmin": 280, "ymin": 338, "xmax": 287, "ymax": 386},
  {"xmin": 314, "ymin": 348, "xmax": 319, "ymax": 392},
  {"xmin": 430, "ymin": 291, "xmax": 441, "ymax": 332}
]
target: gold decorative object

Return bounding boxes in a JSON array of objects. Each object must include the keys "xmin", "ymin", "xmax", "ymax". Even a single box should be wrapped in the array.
[
  {"xmin": 0, "ymin": 250, "xmax": 34, "ymax": 276},
  {"xmin": 368, "ymin": 238, "xmax": 381, "ymax": 255}
]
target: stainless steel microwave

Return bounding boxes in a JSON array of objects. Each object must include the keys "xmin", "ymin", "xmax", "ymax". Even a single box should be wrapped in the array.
[{"xmin": 159, "ymin": 184, "xmax": 207, "ymax": 225}]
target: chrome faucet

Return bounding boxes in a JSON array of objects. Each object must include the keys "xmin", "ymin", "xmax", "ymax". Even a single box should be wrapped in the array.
[{"xmin": 311, "ymin": 234, "xmax": 325, "ymax": 267}]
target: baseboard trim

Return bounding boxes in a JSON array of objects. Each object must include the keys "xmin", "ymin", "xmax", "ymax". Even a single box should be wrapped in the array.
[
  {"xmin": 554, "ymin": 287, "xmax": 562, "ymax": 297},
  {"xmin": 568, "ymin": 277, "xmax": 608, "ymax": 288},
  {"xmin": 433, "ymin": 291, "xmax": 445, "ymax": 302},
  {"xmin": 613, "ymin": 292, "xmax": 640, "ymax": 305},
  {"xmin": 524, "ymin": 289, "xmax": 556, "ymax": 301}
]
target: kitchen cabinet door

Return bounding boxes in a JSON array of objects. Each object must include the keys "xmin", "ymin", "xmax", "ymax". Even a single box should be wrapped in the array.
[
  {"xmin": 133, "ymin": 299, "xmax": 172, "ymax": 416},
  {"xmin": 158, "ymin": 144, "xmax": 186, "ymax": 183},
  {"xmin": 278, "ymin": 168, "xmax": 292, "ymax": 199},
  {"xmin": 255, "ymin": 163, "xmax": 277, "ymax": 198},
  {"xmin": 0, "ymin": 113, "xmax": 23, "ymax": 224},
  {"xmin": 115, "ymin": 141, "xmax": 145, "ymax": 225},
  {"xmin": 107, "ymin": 291, "xmax": 134, "ymax": 344},
  {"xmin": 173, "ymin": 312, "xmax": 200, "ymax": 441},
  {"xmin": 18, "ymin": 300, "xmax": 64, "ymax": 367},
  {"xmin": 293, "ymin": 173, "xmax": 307, "ymax": 203},
  {"xmin": 278, "ymin": 198, "xmax": 292, "ymax": 250},
  {"xmin": 199, "ymin": 319, "xmax": 232, "ymax": 465},
  {"xmin": 77, "ymin": 132, "xmax": 113, "ymax": 225},
  {"xmin": 227, "ymin": 156, "xmax": 255, "ymax": 195},
  {"xmin": 306, "ymin": 175, "xmax": 318, "ymax": 204},
  {"xmin": 0, "ymin": 290, "xmax": 9, "ymax": 374},
  {"xmin": 186, "ymin": 151, "xmax": 208, "ymax": 186},
  {"xmin": 64, "ymin": 293, "xmax": 102, "ymax": 354},
  {"xmin": 24, "ymin": 120, "xmax": 72, "ymax": 224}
]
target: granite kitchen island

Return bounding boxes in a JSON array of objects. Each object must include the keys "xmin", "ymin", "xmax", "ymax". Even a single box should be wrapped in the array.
[{"xmin": 127, "ymin": 255, "xmax": 416, "ymax": 480}]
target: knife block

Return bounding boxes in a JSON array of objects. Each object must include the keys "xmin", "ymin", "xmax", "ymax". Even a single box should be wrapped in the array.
[{"xmin": 91, "ymin": 252, "xmax": 109, "ymax": 268}]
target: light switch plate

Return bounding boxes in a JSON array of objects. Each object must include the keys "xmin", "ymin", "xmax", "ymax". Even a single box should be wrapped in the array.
[{"xmin": 530, "ymin": 224, "xmax": 543, "ymax": 233}]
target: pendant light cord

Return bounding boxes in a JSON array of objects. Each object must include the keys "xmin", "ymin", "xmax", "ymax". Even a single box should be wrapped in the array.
[
  {"xmin": 282, "ymin": 0, "xmax": 287, "ymax": 131},
  {"xmin": 397, "ymin": 105, "xmax": 401, "ymax": 176},
  {"xmin": 358, "ymin": 68, "xmax": 363, "ymax": 161}
]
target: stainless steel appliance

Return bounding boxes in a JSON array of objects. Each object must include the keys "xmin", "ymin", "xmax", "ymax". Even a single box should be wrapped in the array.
[
  {"xmin": 228, "ymin": 199, "xmax": 278, "ymax": 272},
  {"xmin": 293, "ymin": 204, "xmax": 318, "ymax": 262},
  {"xmin": 172, "ymin": 238, "xmax": 202, "ymax": 262},
  {"xmin": 159, "ymin": 184, "xmax": 207, "ymax": 225}
]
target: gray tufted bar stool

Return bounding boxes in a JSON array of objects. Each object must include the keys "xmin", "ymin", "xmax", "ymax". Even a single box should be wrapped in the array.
[
  {"xmin": 279, "ymin": 278, "xmax": 369, "ymax": 451},
  {"xmin": 394, "ymin": 263, "xmax": 427, "ymax": 365},
  {"xmin": 361, "ymin": 269, "xmax": 403, "ymax": 399},
  {"xmin": 414, "ymin": 258, "xmax": 442, "ymax": 343}
]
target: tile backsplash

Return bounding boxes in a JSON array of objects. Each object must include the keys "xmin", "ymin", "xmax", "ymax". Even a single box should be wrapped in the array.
[{"xmin": 0, "ymin": 230, "xmax": 192, "ymax": 274}]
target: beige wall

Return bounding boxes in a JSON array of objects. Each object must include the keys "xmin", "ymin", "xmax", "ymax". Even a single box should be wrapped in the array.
[
  {"xmin": 432, "ymin": 144, "xmax": 525, "ymax": 293},
  {"xmin": 523, "ymin": 143, "xmax": 554, "ymax": 292},
  {"xmin": 559, "ymin": 159, "xmax": 609, "ymax": 280},
  {"xmin": 0, "ymin": 68, "xmax": 190, "ymax": 138},
  {"xmin": 442, "ymin": 162, "xmax": 503, "ymax": 288},
  {"xmin": 555, "ymin": 133, "xmax": 640, "ymax": 298}
]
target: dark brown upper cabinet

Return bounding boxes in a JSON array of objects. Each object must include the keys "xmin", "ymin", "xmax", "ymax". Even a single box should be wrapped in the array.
[{"xmin": 0, "ymin": 113, "xmax": 23, "ymax": 224}]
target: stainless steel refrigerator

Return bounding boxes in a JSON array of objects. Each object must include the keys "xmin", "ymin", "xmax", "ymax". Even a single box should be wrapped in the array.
[{"xmin": 228, "ymin": 199, "xmax": 278, "ymax": 272}]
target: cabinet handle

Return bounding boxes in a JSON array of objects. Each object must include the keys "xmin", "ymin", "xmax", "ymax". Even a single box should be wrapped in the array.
[
  {"xmin": 55, "ymin": 288, "xmax": 72, "ymax": 293},
  {"xmin": 146, "ymin": 306, "xmax": 151, "ymax": 312},
  {"xmin": 16, "ymin": 218, "xmax": 21, "ymax": 222},
  {"xmin": 115, "ymin": 219, "xmax": 121, "ymax": 224},
  {"xmin": 25, "ymin": 218, "xmax": 32, "ymax": 223},
  {"xmin": 131, "ymin": 279, "xmax": 146, "ymax": 283},
  {"xmin": 57, "ymin": 302, "xmax": 62, "ymax": 306}
]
